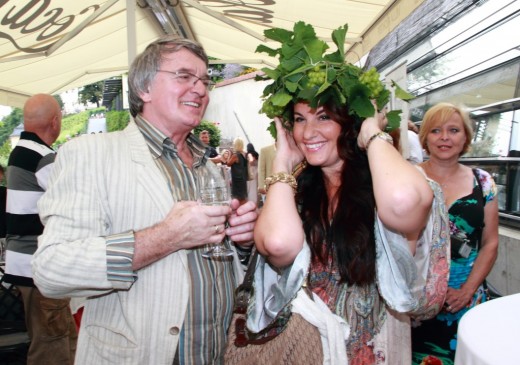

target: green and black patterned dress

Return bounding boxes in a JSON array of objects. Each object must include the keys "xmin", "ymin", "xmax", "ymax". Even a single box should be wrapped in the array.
[{"xmin": 411, "ymin": 168, "xmax": 497, "ymax": 365}]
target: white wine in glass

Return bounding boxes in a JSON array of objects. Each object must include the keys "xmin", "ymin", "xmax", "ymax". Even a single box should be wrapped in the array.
[{"xmin": 197, "ymin": 166, "xmax": 234, "ymax": 258}]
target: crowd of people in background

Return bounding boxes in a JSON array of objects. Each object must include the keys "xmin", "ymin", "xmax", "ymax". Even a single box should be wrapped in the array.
[
  {"xmin": 0, "ymin": 32, "xmax": 501, "ymax": 365},
  {"xmin": 196, "ymin": 131, "xmax": 271, "ymax": 208}
]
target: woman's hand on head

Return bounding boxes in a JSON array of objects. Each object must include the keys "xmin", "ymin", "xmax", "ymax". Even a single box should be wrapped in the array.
[
  {"xmin": 357, "ymin": 104, "xmax": 389, "ymax": 150},
  {"xmin": 273, "ymin": 117, "xmax": 304, "ymax": 173}
]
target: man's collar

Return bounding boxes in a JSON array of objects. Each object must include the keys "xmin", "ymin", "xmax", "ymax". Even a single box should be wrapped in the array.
[
  {"xmin": 20, "ymin": 131, "xmax": 51, "ymax": 148},
  {"xmin": 134, "ymin": 114, "xmax": 208, "ymax": 164}
]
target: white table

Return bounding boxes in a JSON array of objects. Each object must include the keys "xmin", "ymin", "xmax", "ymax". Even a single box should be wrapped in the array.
[{"xmin": 455, "ymin": 293, "xmax": 520, "ymax": 364}]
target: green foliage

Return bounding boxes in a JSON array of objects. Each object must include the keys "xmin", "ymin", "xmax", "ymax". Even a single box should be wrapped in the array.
[
  {"xmin": 255, "ymin": 21, "xmax": 412, "ymax": 139},
  {"xmin": 386, "ymin": 110, "xmax": 402, "ymax": 131},
  {"xmin": 55, "ymin": 111, "xmax": 90, "ymax": 146},
  {"xmin": 79, "ymin": 81, "xmax": 104, "ymax": 107},
  {"xmin": 0, "ymin": 108, "xmax": 22, "ymax": 146},
  {"xmin": 391, "ymin": 81, "xmax": 414, "ymax": 101},
  {"xmin": 193, "ymin": 120, "xmax": 221, "ymax": 148},
  {"xmin": 86, "ymin": 107, "xmax": 106, "ymax": 117},
  {"xmin": 53, "ymin": 94, "xmax": 64, "ymax": 110},
  {"xmin": 0, "ymin": 139, "xmax": 12, "ymax": 167},
  {"xmin": 209, "ymin": 57, "xmax": 225, "ymax": 83},
  {"xmin": 106, "ymin": 110, "xmax": 130, "ymax": 132}
]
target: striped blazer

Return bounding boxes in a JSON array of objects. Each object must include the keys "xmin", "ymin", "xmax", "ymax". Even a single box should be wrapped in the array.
[{"xmin": 33, "ymin": 121, "xmax": 243, "ymax": 365}]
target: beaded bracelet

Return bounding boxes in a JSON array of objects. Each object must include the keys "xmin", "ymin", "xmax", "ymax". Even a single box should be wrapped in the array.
[
  {"xmin": 365, "ymin": 131, "xmax": 393, "ymax": 150},
  {"xmin": 264, "ymin": 172, "xmax": 297, "ymax": 194}
]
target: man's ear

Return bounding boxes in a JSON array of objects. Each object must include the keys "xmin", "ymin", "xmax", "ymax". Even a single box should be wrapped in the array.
[
  {"xmin": 52, "ymin": 114, "xmax": 60, "ymax": 130},
  {"xmin": 140, "ymin": 89, "xmax": 152, "ymax": 102}
]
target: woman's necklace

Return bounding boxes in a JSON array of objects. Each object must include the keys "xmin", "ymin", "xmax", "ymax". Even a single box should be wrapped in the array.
[
  {"xmin": 436, "ymin": 177, "xmax": 450, "ymax": 189},
  {"xmin": 424, "ymin": 161, "xmax": 454, "ymax": 206},
  {"xmin": 424, "ymin": 160, "xmax": 459, "ymax": 189}
]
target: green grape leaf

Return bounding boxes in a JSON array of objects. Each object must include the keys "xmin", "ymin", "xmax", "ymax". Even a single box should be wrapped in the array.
[
  {"xmin": 271, "ymin": 92, "xmax": 293, "ymax": 107},
  {"xmin": 331, "ymin": 85, "xmax": 347, "ymax": 105},
  {"xmin": 324, "ymin": 50, "xmax": 344, "ymax": 63},
  {"xmin": 260, "ymin": 67, "xmax": 280, "ymax": 80},
  {"xmin": 316, "ymin": 80, "xmax": 332, "ymax": 96},
  {"xmin": 281, "ymin": 43, "xmax": 304, "ymax": 62},
  {"xmin": 254, "ymin": 74, "xmax": 268, "ymax": 82},
  {"xmin": 316, "ymin": 88, "xmax": 336, "ymax": 106},
  {"xmin": 267, "ymin": 121, "xmax": 277, "ymax": 140},
  {"xmin": 281, "ymin": 50, "xmax": 306, "ymax": 72},
  {"xmin": 304, "ymin": 39, "xmax": 328, "ymax": 63},
  {"xmin": 285, "ymin": 80, "xmax": 299, "ymax": 93},
  {"xmin": 391, "ymin": 81, "xmax": 415, "ymax": 101},
  {"xmin": 261, "ymin": 82, "xmax": 278, "ymax": 97},
  {"xmin": 264, "ymin": 27, "xmax": 294, "ymax": 43},
  {"xmin": 293, "ymin": 21, "xmax": 317, "ymax": 44},
  {"xmin": 375, "ymin": 88, "xmax": 391, "ymax": 110},
  {"xmin": 326, "ymin": 68, "xmax": 337, "ymax": 82},
  {"xmin": 308, "ymin": 97, "xmax": 320, "ymax": 109},
  {"xmin": 298, "ymin": 87, "xmax": 318, "ymax": 101},
  {"xmin": 336, "ymin": 73, "xmax": 357, "ymax": 94},
  {"xmin": 287, "ymin": 73, "xmax": 304, "ymax": 84},
  {"xmin": 256, "ymin": 22, "xmax": 414, "ymax": 134},
  {"xmin": 350, "ymin": 87, "xmax": 375, "ymax": 118},
  {"xmin": 331, "ymin": 24, "xmax": 347, "ymax": 58},
  {"xmin": 255, "ymin": 44, "xmax": 278, "ymax": 57},
  {"xmin": 386, "ymin": 110, "xmax": 401, "ymax": 131},
  {"xmin": 286, "ymin": 63, "xmax": 313, "ymax": 77}
]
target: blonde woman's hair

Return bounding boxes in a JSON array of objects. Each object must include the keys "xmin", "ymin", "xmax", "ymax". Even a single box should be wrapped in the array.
[
  {"xmin": 419, "ymin": 102, "xmax": 473, "ymax": 156},
  {"xmin": 221, "ymin": 148, "xmax": 231, "ymax": 158},
  {"xmin": 233, "ymin": 137, "xmax": 245, "ymax": 152}
]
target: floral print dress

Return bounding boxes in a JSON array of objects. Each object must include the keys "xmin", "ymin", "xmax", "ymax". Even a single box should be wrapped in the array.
[
  {"xmin": 309, "ymin": 256, "xmax": 386, "ymax": 364},
  {"xmin": 246, "ymin": 177, "xmax": 449, "ymax": 365},
  {"xmin": 307, "ymin": 178, "xmax": 450, "ymax": 365},
  {"xmin": 412, "ymin": 168, "xmax": 497, "ymax": 365}
]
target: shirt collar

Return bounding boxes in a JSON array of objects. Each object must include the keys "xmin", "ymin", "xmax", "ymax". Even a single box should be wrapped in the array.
[
  {"xmin": 20, "ymin": 131, "xmax": 52, "ymax": 149},
  {"xmin": 134, "ymin": 114, "xmax": 208, "ymax": 165}
]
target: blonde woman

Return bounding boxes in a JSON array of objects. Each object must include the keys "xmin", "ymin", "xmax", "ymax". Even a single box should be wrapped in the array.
[{"xmin": 412, "ymin": 102, "xmax": 499, "ymax": 363}]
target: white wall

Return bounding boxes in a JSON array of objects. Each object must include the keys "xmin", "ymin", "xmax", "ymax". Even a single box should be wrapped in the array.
[
  {"xmin": 203, "ymin": 72, "xmax": 275, "ymax": 151},
  {"xmin": 487, "ymin": 228, "xmax": 520, "ymax": 296}
]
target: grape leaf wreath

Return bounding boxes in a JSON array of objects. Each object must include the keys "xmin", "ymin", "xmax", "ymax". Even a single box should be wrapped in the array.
[{"xmin": 255, "ymin": 21, "xmax": 414, "ymax": 138}]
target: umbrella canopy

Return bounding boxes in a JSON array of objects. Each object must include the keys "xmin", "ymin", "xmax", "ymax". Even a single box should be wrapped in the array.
[{"xmin": 0, "ymin": 0, "xmax": 424, "ymax": 108}]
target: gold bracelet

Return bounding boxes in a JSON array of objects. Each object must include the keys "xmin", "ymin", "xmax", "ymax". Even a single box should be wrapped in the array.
[
  {"xmin": 365, "ymin": 131, "xmax": 393, "ymax": 150},
  {"xmin": 264, "ymin": 172, "xmax": 297, "ymax": 194}
]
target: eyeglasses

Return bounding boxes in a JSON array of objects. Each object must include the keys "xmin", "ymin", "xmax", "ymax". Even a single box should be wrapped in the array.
[{"xmin": 157, "ymin": 70, "xmax": 216, "ymax": 91}]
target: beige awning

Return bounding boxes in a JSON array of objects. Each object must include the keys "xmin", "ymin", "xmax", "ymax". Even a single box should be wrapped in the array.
[{"xmin": 0, "ymin": 0, "xmax": 424, "ymax": 108}]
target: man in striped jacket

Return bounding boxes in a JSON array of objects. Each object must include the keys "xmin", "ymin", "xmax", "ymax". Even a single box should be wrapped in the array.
[{"xmin": 4, "ymin": 93, "xmax": 77, "ymax": 365}]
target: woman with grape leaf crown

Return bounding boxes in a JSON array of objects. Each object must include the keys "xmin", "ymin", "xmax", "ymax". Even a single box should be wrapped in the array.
[{"xmin": 250, "ymin": 22, "xmax": 450, "ymax": 364}]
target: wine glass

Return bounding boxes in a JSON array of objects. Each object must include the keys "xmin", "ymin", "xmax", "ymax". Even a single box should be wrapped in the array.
[{"xmin": 196, "ymin": 165, "xmax": 234, "ymax": 258}]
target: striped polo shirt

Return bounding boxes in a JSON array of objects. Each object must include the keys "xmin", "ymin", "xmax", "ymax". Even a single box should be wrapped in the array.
[{"xmin": 4, "ymin": 131, "xmax": 56, "ymax": 286}]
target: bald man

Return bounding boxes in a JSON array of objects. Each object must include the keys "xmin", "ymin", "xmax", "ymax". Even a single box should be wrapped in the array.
[{"xmin": 4, "ymin": 94, "xmax": 77, "ymax": 365}]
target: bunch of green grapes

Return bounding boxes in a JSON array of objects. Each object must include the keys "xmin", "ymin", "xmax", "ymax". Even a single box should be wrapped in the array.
[
  {"xmin": 306, "ymin": 65, "xmax": 326, "ymax": 88},
  {"xmin": 359, "ymin": 67, "xmax": 385, "ymax": 98},
  {"xmin": 261, "ymin": 99, "xmax": 285, "ymax": 119}
]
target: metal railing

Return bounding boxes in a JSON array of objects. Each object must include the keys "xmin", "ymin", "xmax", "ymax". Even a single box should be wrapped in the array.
[{"xmin": 460, "ymin": 157, "xmax": 520, "ymax": 228}]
